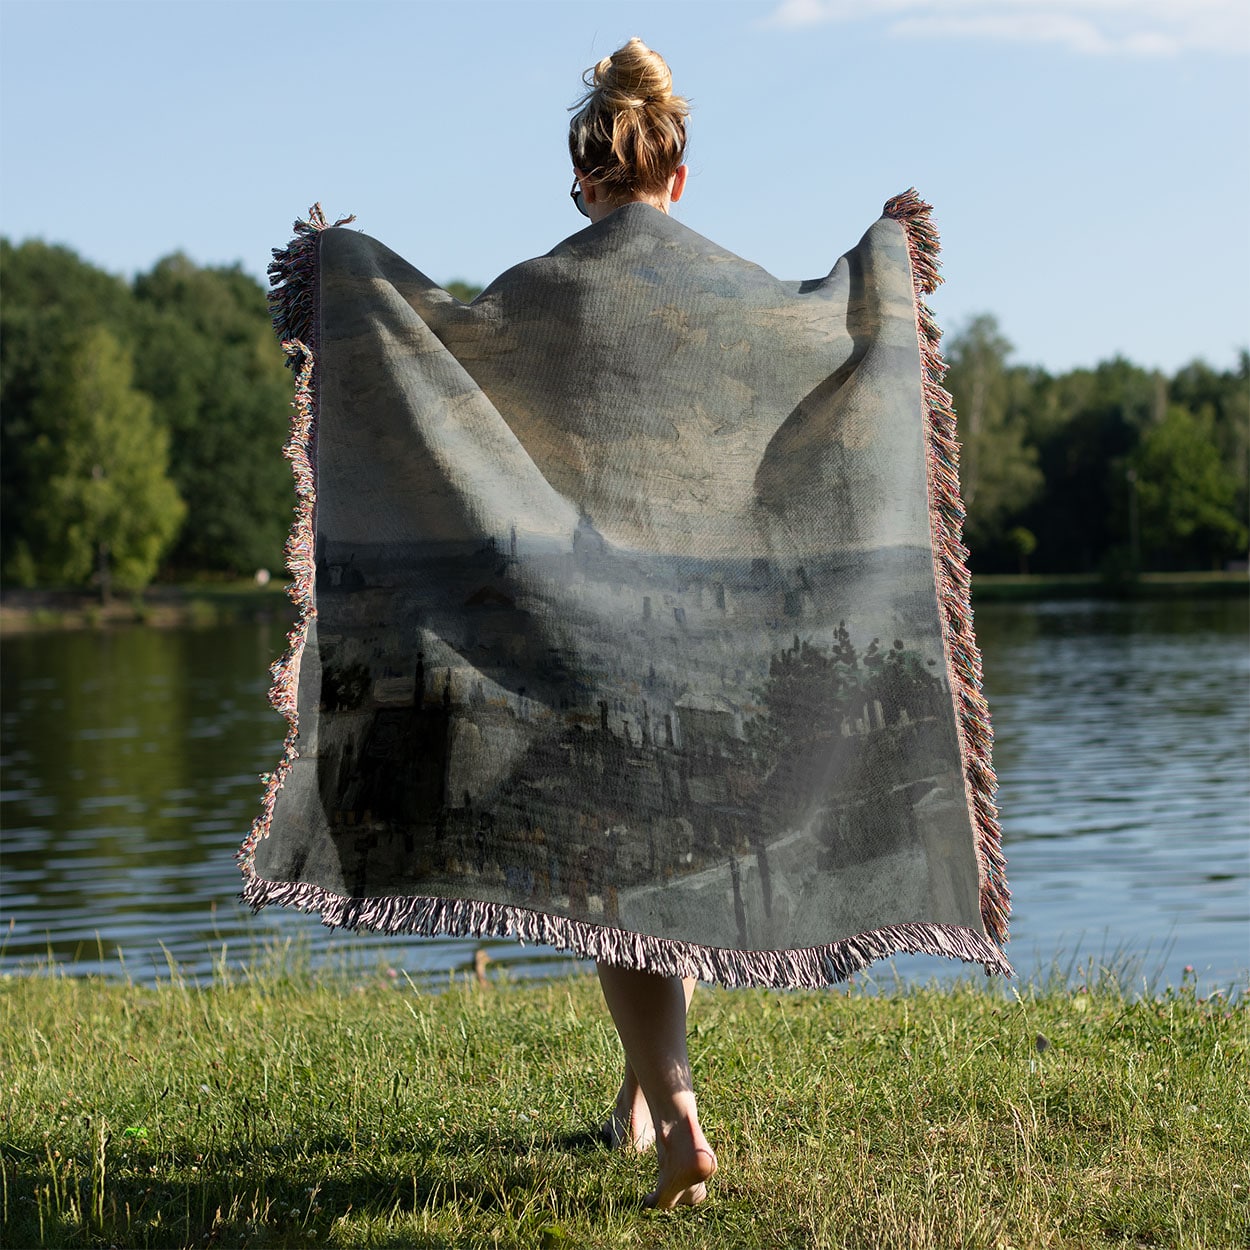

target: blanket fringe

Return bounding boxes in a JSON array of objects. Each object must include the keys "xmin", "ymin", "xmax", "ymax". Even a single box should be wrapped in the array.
[
  {"xmin": 240, "ymin": 873, "xmax": 1013, "ymax": 987},
  {"xmin": 883, "ymin": 189, "xmax": 1011, "ymax": 947},
  {"xmin": 238, "ymin": 205, "xmax": 350, "ymax": 873},
  {"xmin": 266, "ymin": 204, "xmax": 355, "ymax": 363}
]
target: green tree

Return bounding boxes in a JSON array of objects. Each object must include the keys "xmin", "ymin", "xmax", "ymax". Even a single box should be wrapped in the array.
[
  {"xmin": 444, "ymin": 279, "xmax": 483, "ymax": 303},
  {"xmin": 1132, "ymin": 405, "xmax": 1247, "ymax": 569},
  {"xmin": 131, "ymin": 256, "xmax": 293, "ymax": 574},
  {"xmin": 943, "ymin": 316, "xmax": 1043, "ymax": 560},
  {"xmin": 2, "ymin": 241, "xmax": 295, "ymax": 580},
  {"xmin": 1007, "ymin": 526, "xmax": 1037, "ymax": 575},
  {"xmin": 1169, "ymin": 353, "xmax": 1250, "ymax": 540},
  {"xmin": 1, "ymin": 239, "xmax": 139, "ymax": 579},
  {"xmin": 21, "ymin": 327, "xmax": 185, "ymax": 596},
  {"xmin": 1020, "ymin": 357, "xmax": 1161, "ymax": 573}
]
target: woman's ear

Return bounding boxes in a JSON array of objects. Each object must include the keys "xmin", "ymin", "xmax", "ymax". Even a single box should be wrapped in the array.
[
  {"xmin": 669, "ymin": 165, "xmax": 689, "ymax": 203},
  {"xmin": 575, "ymin": 168, "xmax": 600, "ymax": 205}
]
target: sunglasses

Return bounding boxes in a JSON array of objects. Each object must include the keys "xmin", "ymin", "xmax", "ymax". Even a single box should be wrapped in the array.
[{"xmin": 570, "ymin": 177, "xmax": 589, "ymax": 219}]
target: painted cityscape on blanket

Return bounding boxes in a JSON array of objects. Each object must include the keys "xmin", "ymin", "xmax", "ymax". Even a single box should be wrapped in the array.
[{"xmin": 300, "ymin": 516, "xmax": 980, "ymax": 950}]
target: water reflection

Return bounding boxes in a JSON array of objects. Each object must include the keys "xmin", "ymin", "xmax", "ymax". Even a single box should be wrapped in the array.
[
  {"xmin": 1, "ymin": 598, "xmax": 1246, "ymax": 990},
  {"xmin": 966, "ymin": 597, "xmax": 1249, "ymax": 990}
]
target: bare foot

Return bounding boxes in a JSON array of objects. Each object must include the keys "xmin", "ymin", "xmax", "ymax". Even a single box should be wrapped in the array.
[
  {"xmin": 644, "ymin": 1118, "xmax": 717, "ymax": 1209},
  {"xmin": 602, "ymin": 1076, "xmax": 655, "ymax": 1151}
]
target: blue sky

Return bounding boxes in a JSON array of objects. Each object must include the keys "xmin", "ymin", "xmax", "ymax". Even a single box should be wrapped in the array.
[{"xmin": 2, "ymin": 0, "xmax": 1246, "ymax": 374}]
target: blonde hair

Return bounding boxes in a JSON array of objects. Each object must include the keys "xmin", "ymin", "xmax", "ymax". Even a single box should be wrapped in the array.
[{"xmin": 568, "ymin": 38, "xmax": 689, "ymax": 200}]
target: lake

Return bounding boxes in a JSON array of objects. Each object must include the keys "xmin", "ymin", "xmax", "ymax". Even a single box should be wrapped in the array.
[{"xmin": 2, "ymin": 597, "xmax": 1246, "ymax": 993}]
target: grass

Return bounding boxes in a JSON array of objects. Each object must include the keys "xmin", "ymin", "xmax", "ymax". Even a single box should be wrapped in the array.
[{"xmin": 1, "ymin": 958, "xmax": 1246, "ymax": 1249}]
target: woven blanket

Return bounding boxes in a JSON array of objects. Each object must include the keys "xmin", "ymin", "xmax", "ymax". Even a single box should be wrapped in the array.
[{"xmin": 239, "ymin": 192, "xmax": 1011, "ymax": 987}]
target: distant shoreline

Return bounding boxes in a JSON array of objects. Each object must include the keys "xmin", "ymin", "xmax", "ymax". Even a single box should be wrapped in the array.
[
  {"xmin": 0, "ymin": 570, "xmax": 1245, "ymax": 635},
  {"xmin": 969, "ymin": 569, "xmax": 1248, "ymax": 602},
  {"xmin": 0, "ymin": 582, "xmax": 293, "ymax": 635}
]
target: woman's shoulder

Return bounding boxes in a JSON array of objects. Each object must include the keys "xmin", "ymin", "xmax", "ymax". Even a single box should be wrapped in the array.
[{"xmin": 483, "ymin": 205, "xmax": 792, "ymax": 307}]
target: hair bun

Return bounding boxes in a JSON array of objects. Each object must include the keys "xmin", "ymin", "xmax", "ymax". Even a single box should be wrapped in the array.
[
  {"xmin": 569, "ymin": 38, "xmax": 689, "ymax": 198},
  {"xmin": 594, "ymin": 36, "xmax": 673, "ymax": 109}
]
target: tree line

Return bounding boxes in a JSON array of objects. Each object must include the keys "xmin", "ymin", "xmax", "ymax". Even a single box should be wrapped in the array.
[
  {"xmin": 2, "ymin": 240, "xmax": 295, "ymax": 596},
  {"xmin": 1, "ymin": 239, "xmax": 1245, "ymax": 595},
  {"xmin": 945, "ymin": 316, "xmax": 1247, "ymax": 576}
]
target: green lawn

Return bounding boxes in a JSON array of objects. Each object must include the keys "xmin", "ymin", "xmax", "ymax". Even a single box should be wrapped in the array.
[{"xmin": 2, "ymin": 959, "xmax": 1245, "ymax": 1249}]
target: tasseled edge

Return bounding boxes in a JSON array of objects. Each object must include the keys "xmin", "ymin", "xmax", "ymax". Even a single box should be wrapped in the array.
[
  {"xmin": 238, "ymin": 205, "xmax": 350, "ymax": 876},
  {"xmin": 265, "ymin": 203, "xmax": 355, "ymax": 366},
  {"xmin": 240, "ymin": 874, "xmax": 1014, "ymax": 988},
  {"xmin": 883, "ymin": 188, "xmax": 1011, "ymax": 948}
]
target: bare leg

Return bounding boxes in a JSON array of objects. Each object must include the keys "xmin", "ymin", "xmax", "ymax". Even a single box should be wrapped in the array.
[
  {"xmin": 603, "ymin": 1056, "xmax": 654, "ymax": 1151},
  {"xmin": 596, "ymin": 964, "xmax": 717, "ymax": 1208},
  {"xmin": 602, "ymin": 978, "xmax": 696, "ymax": 1152}
]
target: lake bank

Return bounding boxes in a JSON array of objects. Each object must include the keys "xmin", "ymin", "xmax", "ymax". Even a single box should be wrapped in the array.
[
  {"xmin": 2, "ymin": 968, "xmax": 1243, "ymax": 1249},
  {"xmin": 970, "ymin": 569, "xmax": 1248, "ymax": 601},
  {"xmin": 1, "ymin": 570, "xmax": 1245, "ymax": 634},
  {"xmin": 0, "ymin": 582, "xmax": 292, "ymax": 634}
]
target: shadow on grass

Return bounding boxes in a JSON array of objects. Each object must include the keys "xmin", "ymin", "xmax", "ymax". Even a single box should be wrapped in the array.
[{"xmin": 6, "ymin": 1126, "xmax": 635, "ymax": 1249}]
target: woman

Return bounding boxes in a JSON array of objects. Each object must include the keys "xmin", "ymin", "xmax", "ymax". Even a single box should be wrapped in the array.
[
  {"xmin": 563, "ymin": 36, "xmax": 713, "ymax": 1211},
  {"xmin": 248, "ymin": 33, "xmax": 1010, "ymax": 1222},
  {"xmin": 566, "ymin": 38, "xmax": 716, "ymax": 1210}
]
